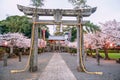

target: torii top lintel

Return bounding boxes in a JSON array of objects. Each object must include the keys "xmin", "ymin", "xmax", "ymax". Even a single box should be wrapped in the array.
[{"xmin": 17, "ymin": 5, "xmax": 97, "ymax": 17}]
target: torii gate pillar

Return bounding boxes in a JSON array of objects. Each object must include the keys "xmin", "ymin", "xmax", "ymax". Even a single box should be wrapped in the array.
[
  {"xmin": 77, "ymin": 15, "xmax": 85, "ymax": 72},
  {"xmin": 29, "ymin": 14, "xmax": 39, "ymax": 72}
]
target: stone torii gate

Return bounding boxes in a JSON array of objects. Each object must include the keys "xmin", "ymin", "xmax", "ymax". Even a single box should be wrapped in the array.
[{"xmin": 17, "ymin": 5, "xmax": 97, "ymax": 72}]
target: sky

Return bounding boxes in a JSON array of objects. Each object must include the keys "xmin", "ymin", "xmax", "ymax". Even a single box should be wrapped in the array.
[{"xmin": 0, "ymin": 0, "xmax": 120, "ymax": 34}]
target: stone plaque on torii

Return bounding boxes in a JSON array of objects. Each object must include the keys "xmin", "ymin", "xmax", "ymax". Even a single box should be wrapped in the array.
[{"xmin": 16, "ymin": 4, "xmax": 102, "ymax": 74}]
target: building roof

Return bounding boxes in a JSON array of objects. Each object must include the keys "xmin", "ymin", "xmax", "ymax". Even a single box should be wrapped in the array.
[{"xmin": 48, "ymin": 36, "xmax": 66, "ymax": 41}]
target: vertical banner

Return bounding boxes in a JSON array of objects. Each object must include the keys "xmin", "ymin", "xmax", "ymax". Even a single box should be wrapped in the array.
[{"xmin": 42, "ymin": 29, "xmax": 46, "ymax": 40}]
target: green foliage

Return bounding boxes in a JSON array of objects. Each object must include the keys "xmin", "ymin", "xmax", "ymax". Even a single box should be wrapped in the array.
[
  {"xmin": 30, "ymin": 0, "xmax": 44, "ymax": 7},
  {"xmin": 87, "ymin": 49, "xmax": 120, "ymax": 54},
  {"xmin": 69, "ymin": 47, "xmax": 77, "ymax": 53},
  {"xmin": 99, "ymin": 50, "xmax": 120, "ymax": 53},
  {"xmin": 68, "ymin": 0, "xmax": 86, "ymax": 6},
  {"xmin": 71, "ymin": 27, "xmax": 77, "ymax": 42},
  {"xmin": 0, "ymin": 15, "xmax": 50, "ymax": 38},
  {"xmin": 101, "ymin": 53, "xmax": 120, "ymax": 59},
  {"xmin": 91, "ymin": 53, "xmax": 120, "ymax": 60},
  {"xmin": 0, "ymin": 47, "xmax": 7, "ymax": 59},
  {"xmin": 62, "ymin": 26, "xmax": 77, "ymax": 42},
  {"xmin": 45, "ymin": 30, "xmax": 50, "ymax": 38},
  {"xmin": 0, "ymin": 21, "xmax": 9, "ymax": 34},
  {"xmin": 38, "ymin": 48, "xmax": 45, "ymax": 53},
  {"xmin": 0, "ymin": 16, "xmax": 32, "ymax": 37},
  {"xmin": 84, "ymin": 22, "xmax": 100, "ymax": 33},
  {"xmin": 0, "ymin": 47, "xmax": 5, "ymax": 53},
  {"xmin": 87, "ymin": 49, "xmax": 120, "ymax": 59}
]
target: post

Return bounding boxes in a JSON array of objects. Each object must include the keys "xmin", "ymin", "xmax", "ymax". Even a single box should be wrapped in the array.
[
  {"xmin": 77, "ymin": 15, "xmax": 85, "ymax": 72},
  {"xmin": 29, "ymin": 13, "xmax": 39, "ymax": 72},
  {"xmin": 95, "ymin": 39, "xmax": 100, "ymax": 65},
  {"xmin": 96, "ymin": 48, "xmax": 100, "ymax": 65},
  {"xmin": 58, "ymin": 41, "xmax": 60, "ymax": 52},
  {"xmin": 3, "ymin": 53, "xmax": 8, "ymax": 66},
  {"xmin": 18, "ymin": 52, "xmax": 22, "ymax": 62}
]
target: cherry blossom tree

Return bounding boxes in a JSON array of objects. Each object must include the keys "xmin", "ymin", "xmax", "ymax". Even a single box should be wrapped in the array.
[
  {"xmin": 84, "ymin": 32, "xmax": 102, "ymax": 60},
  {"xmin": 99, "ymin": 20, "xmax": 120, "ymax": 59},
  {"xmin": 84, "ymin": 20, "xmax": 120, "ymax": 60},
  {"xmin": 0, "ymin": 33, "xmax": 30, "ymax": 56}
]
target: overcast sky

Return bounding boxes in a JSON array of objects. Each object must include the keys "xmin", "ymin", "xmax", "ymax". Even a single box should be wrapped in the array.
[{"xmin": 0, "ymin": 0, "xmax": 120, "ymax": 34}]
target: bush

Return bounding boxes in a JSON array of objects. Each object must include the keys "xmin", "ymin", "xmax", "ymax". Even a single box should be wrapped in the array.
[
  {"xmin": 38, "ymin": 48, "xmax": 44, "ymax": 54},
  {"xmin": 0, "ymin": 47, "xmax": 7, "ymax": 60},
  {"xmin": 67, "ymin": 47, "xmax": 77, "ymax": 55}
]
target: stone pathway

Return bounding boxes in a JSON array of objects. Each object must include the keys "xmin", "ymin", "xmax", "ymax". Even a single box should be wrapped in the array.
[{"xmin": 38, "ymin": 53, "xmax": 77, "ymax": 80}]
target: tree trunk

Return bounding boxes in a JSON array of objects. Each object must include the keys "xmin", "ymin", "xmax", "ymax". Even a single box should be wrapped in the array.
[
  {"xmin": 103, "ymin": 48, "xmax": 110, "ymax": 60},
  {"xmin": 89, "ymin": 48, "xmax": 93, "ymax": 56},
  {"xmin": 29, "ymin": 15, "xmax": 38, "ymax": 72},
  {"xmin": 9, "ymin": 46, "xmax": 13, "ymax": 57},
  {"xmin": 10, "ymin": 46, "xmax": 13, "ymax": 54},
  {"xmin": 24, "ymin": 48, "xmax": 26, "ymax": 53}
]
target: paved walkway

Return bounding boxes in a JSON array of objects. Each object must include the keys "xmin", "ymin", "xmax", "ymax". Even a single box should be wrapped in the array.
[{"xmin": 38, "ymin": 53, "xmax": 77, "ymax": 80}]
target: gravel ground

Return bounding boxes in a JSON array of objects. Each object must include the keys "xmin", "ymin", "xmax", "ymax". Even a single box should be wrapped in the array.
[
  {"xmin": 61, "ymin": 53, "xmax": 120, "ymax": 80},
  {"xmin": 0, "ymin": 52, "xmax": 53, "ymax": 80},
  {"xmin": 0, "ymin": 52, "xmax": 120, "ymax": 80}
]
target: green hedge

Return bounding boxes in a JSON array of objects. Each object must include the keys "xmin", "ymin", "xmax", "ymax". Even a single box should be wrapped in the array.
[
  {"xmin": 38, "ymin": 48, "xmax": 45, "ymax": 53},
  {"xmin": 87, "ymin": 49, "xmax": 120, "ymax": 53},
  {"xmin": 68, "ymin": 47, "xmax": 77, "ymax": 53}
]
